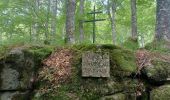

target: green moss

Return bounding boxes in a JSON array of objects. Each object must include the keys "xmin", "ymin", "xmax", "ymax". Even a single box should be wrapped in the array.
[
  {"xmin": 72, "ymin": 44, "xmax": 122, "ymax": 51},
  {"xmin": 122, "ymin": 38, "xmax": 139, "ymax": 51},
  {"xmin": 145, "ymin": 40, "xmax": 170, "ymax": 54},
  {"xmin": 72, "ymin": 44, "xmax": 137, "ymax": 75},
  {"xmin": 100, "ymin": 93, "xmax": 126, "ymax": 100},
  {"xmin": 42, "ymin": 86, "xmax": 71, "ymax": 100},
  {"xmin": 151, "ymin": 85, "xmax": 170, "ymax": 100},
  {"xmin": 110, "ymin": 49, "xmax": 137, "ymax": 74},
  {"xmin": 61, "ymin": 45, "xmax": 136, "ymax": 98},
  {"xmin": 143, "ymin": 60, "xmax": 170, "ymax": 82},
  {"xmin": 34, "ymin": 44, "xmax": 137, "ymax": 99},
  {"xmin": 23, "ymin": 46, "xmax": 54, "ymax": 65},
  {"xmin": 72, "ymin": 44, "xmax": 97, "ymax": 52}
]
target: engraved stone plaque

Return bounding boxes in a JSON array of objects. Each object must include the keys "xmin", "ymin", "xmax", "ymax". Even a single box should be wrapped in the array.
[{"xmin": 82, "ymin": 51, "xmax": 110, "ymax": 77}]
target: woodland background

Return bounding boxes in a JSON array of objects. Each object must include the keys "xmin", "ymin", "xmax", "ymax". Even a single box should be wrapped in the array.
[{"xmin": 0, "ymin": 0, "xmax": 156, "ymax": 47}]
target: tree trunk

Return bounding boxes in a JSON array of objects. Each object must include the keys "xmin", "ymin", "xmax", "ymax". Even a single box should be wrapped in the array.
[
  {"xmin": 131, "ymin": 0, "xmax": 137, "ymax": 39},
  {"xmin": 44, "ymin": 0, "xmax": 51, "ymax": 40},
  {"xmin": 32, "ymin": 0, "xmax": 39, "ymax": 42},
  {"xmin": 65, "ymin": 0, "xmax": 76, "ymax": 44},
  {"xmin": 156, "ymin": 0, "xmax": 170, "ymax": 41},
  {"xmin": 79, "ymin": 0, "xmax": 84, "ymax": 42},
  {"xmin": 51, "ymin": 0, "xmax": 58, "ymax": 40},
  {"xmin": 111, "ymin": 4, "xmax": 116, "ymax": 44},
  {"xmin": 107, "ymin": 0, "xmax": 116, "ymax": 44}
]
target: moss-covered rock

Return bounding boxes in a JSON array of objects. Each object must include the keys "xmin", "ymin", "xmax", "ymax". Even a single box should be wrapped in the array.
[
  {"xmin": 142, "ymin": 60, "xmax": 170, "ymax": 82},
  {"xmin": 150, "ymin": 85, "xmax": 170, "ymax": 100},
  {"xmin": 33, "ymin": 44, "xmax": 138, "ymax": 100},
  {"xmin": 0, "ymin": 91, "xmax": 30, "ymax": 100},
  {"xmin": 100, "ymin": 93, "xmax": 136, "ymax": 100},
  {"xmin": 0, "ymin": 45, "xmax": 54, "ymax": 91},
  {"xmin": 110, "ymin": 49, "xmax": 136, "ymax": 75},
  {"xmin": 100, "ymin": 93, "xmax": 126, "ymax": 100},
  {"xmin": 23, "ymin": 45, "xmax": 54, "ymax": 65},
  {"xmin": 73, "ymin": 44, "xmax": 137, "ymax": 75}
]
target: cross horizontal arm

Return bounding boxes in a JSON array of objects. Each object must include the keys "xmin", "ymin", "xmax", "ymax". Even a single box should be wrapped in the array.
[
  {"xmin": 83, "ymin": 19, "xmax": 106, "ymax": 23},
  {"xmin": 87, "ymin": 11, "xmax": 103, "ymax": 14}
]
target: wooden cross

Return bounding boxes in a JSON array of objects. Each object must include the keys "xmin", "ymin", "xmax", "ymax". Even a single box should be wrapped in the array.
[{"xmin": 83, "ymin": 6, "xmax": 106, "ymax": 43}]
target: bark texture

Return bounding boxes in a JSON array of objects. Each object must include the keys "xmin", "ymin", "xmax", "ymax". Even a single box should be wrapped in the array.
[
  {"xmin": 32, "ymin": 0, "xmax": 40, "ymax": 41},
  {"xmin": 65, "ymin": 0, "xmax": 76, "ymax": 44},
  {"xmin": 107, "ymin": 0, "xmax": 116, "ymax": 44},
  {"xmin": 79, "ymin": 0, "xmax": 84, "ymax": 42},
  {"xmin": 131, "ymin": 0, "xmax": 137, "ymax": 39},
  {"xmin": 156, "ymin": 0, "xmax": 170, "ymax": 41},
  {"xmin": 51, "ymin": 0, "xmax": 58, "ymax": 39}
]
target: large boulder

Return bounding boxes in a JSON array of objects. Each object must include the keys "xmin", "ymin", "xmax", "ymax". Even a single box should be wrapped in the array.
[
  {"xmin": 150, "ymin": 85, "xmax": 170, "ymax": 100},
  {"xmin": 100, "ymin": 93, "xmax": 126, "ymax": 100},
  {"xmin": 142, "ymin": 60, "xmax": 170, "ymax": 82},
  {"xmin": 0, "ymin": 91, "xmax": 30, "ymax": 100},
  {"xmin": 0, "ymin": 47, "xmax": 35, "ymax": 90},
  {"xmin": 0, "ymin": 46, "xmax": 54, "ymax": 100},
  {"xmin": 100, "ymin": 93, "xmax": 136, "ymax": 100}
]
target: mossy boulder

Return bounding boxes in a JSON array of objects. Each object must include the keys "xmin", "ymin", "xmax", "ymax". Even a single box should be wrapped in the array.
[
  {"xmin": 0, "ymin": 91, "xmax": 30, "ymax": 100},
  {"xmin": 100, "ymin": 93, "xmax": 136, "ymax": 100},
  {"xmin": 0, "ymin": 45, "xmax": 54, "ymax": 99},
  {"xmin": 150, "ymin": 85, "xmax": 170, "ymax": 100},
  {"xmin": 142, "ymin": 60, "xmax": 170, "ymax": 82},
  {"xmin": 23, "ymin": 45, "xmax": 54, "ymax": 65},
  {"xmin": 33, "ymin": 44, "xmax": 137, "ymax": 99},
  {"xmin": 100, "ymin": 93, "xmax": 126, "ymax": 100},
  {"xmin": 73, "ymin": 44, "xmax": 137, "ymax": 75}
]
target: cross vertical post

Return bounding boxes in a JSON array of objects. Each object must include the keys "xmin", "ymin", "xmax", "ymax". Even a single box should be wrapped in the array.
[{"xmin": 83, "ymin": 6, "xmax": 106, "ymax": 43}]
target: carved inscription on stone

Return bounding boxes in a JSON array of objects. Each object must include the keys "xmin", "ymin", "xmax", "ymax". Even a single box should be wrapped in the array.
[{"xmin": 82, "ymin": 51, "xmax": 110, "ymax": 77}]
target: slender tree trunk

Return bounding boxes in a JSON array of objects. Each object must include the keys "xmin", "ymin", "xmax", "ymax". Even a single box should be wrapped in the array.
[
  {"xmin": 79, "ymin": 0, "xmax": 84, "ymax": 42},
  {"xmin": 32, "ymin": 0, "xmax": 39, "ymax": 42},
  {"xmin": 51, "ymin": 0, "xmax": 58, "ymax": 40},
  {"xmin": 156, "ymin": 0, "xmax": 170, "ymax": 41},
  {"xmin": 111, "ymin": 5, "xmax": 116, "ymax": 44},
  {"xmin": 131, "ymin": 0, "xmax": 137, "ymax": 39},
  {"xmin": 44, "ymin": 0, "xmax": 51, "ymax": 40},
  {"xmin": 107, "ymin": 0, "xmax": 116, "ymax": 44},
  {"xmin": 65, "ymin": 0, "xmax": 76, "ymax": 44}
]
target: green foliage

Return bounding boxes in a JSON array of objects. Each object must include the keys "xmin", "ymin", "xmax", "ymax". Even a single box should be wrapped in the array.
[
  {"xmin": 145, "ymin": 40, "xmax": 170, "ymax": 54},
  {"xmin": 23, "ymin": 45, "xmax": 54, "ymax": 65},
  {"xmin": 122, "ymin": 38, "xmax": 139, "ymax": 51},
  {"xmin": 0, "ymin": 0, "xmax": 156, "ymax": 45}
]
